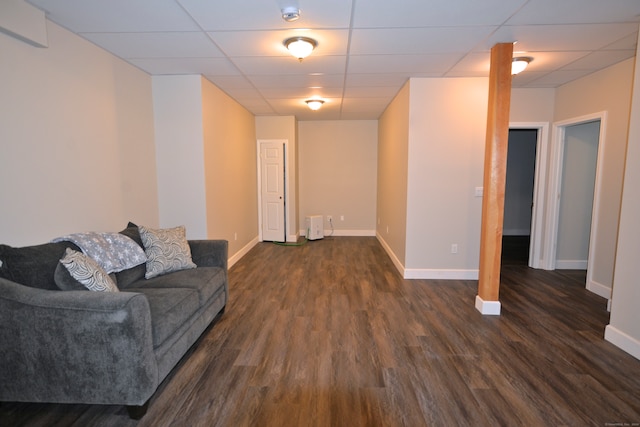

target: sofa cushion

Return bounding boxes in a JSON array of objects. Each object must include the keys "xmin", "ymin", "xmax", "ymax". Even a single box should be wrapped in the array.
[
  {"xmin": 125, "ymin": 267, "xmax": 226, "ymax": 305},
  {"xmin": 58, "ymin": 248, "xmax": 119, "ymax": 292},
  {"xmin": 0, "ymin": 241, "xmax": 80, "ymax": 290},
  {"xmin": 139, "ymin": 225, "xmax": 196, "ymax": 279},
  {"xmin": 115, "ymin": 223, "xmax": 147, "ymax": 288},
  {"xmin": 126, "ymin": 287, "xmax": 200, "ymax": 348}
]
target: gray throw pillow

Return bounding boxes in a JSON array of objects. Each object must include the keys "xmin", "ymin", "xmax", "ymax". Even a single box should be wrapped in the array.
[
  {"xmin": 59, "ymin": 248, "xmax": 119, "ymax": 292},
  {"xmin": 139, "ymin": 225, "xmax": 196, "ymax": 279}
]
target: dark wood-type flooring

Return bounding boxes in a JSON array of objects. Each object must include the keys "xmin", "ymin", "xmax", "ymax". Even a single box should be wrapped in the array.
[{"xmin": 2, "ymin": 237, "xmax": 640, "ymax": 426}]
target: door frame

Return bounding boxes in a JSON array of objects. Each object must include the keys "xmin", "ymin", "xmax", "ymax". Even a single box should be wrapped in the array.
[
  {"xmin": 546, "ymin": 112, "xmax": 607, "ymax": 295},
  {"xmin": 509, "ymin": 122, "xmax": 549, "ymax": 269},
  {"xmin": 257, "ymin": 139, "xmax": 290, "ymax": 242}
]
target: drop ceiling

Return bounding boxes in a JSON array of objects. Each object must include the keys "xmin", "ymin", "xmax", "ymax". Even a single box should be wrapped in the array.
[{"xmin": 26, "ymin": 0, "xmax": 640, "ymax": 121}]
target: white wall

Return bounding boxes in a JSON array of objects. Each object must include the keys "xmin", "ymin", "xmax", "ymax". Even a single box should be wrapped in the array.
[
  {"xmin": 605, "ymin": 33, "xmax": 640, "ymax": 360},
  {"xmin": 404, "ymin": 78, "xmax": 488, "ymax": 279},
  {"xmin": 298, "ymin": 120, "xmax": 378, "ymax": 235},
  {"xmin": 0, "ymin": 20, "xmax": 158, "ymax": 246},
  {"xmin": 152, "ymin": 75, "xmax": 208, "ymax": 239}
]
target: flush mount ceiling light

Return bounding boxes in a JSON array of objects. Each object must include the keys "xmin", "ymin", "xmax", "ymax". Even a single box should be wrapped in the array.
[
  {"xmin": 284, "ymin": 36, "xmax": 318, "ymax": 61},
  {"xmin": 305, "ymin": 99, "xmax": 324, "ymax": 111},
  {"xmin": 512, "ymin": 56, "xmax": 533, "ymax": 75}
]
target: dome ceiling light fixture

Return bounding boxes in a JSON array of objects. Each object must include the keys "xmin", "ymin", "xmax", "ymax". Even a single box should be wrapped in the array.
[
  {"xmin": 512, "ymin": 56, "xmax": 533, "ymax": 75},
  {"xmin": 284, "ymin": 36, "xmax": 318, "ymax": 61},
  {"xmin": 305, "ymin": 99, "xmax": 324, "ymax": 111}
]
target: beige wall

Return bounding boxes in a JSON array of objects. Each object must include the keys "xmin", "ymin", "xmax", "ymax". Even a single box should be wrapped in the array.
[
  {"xmin": 510, "ymin": 88, "xmax": 555, "ymax": 123},
  {"xmin": 554, "ymin": 58, "xmax": 634, "ymax": 292},
  {"xmin": 405, "ymin": 78, "xmax": 488, "ymax": 277},
  {"xmin": 256, "ymin": 116, "xmax": 299, "ymax": 239},
  {"xmin": 0, "ymin": 21, "xmax": 158, "ymax": 246},
  {"xmin": 202, "ymin": 78, "xmax": 258, "ymax": 256},
  {"xmin": 153, "ymin": 76, "xmax": 258, "ymax": 259},
  {"xmin": 298, "ymin": 120, "xmax": 378, "ymax": 235},
  {"xmin": 377, "ymin": 82, "xmax": 410, "ymax": 266},
  {"xmin": 606, "ymin": 36, "xmax": 640, "ymax": 360}
]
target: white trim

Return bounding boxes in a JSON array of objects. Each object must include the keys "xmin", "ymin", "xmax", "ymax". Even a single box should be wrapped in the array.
[
  {"xmin": 405, "ymin": 269, "xmax": 479, "ymax": 280},
  {"xmin": 555, "ymin": 260, "xmax": 588, "ymax": 270},
  {"xmin": 299, "ymin": 229, "xmax": 377, "ymax": 237},
  {"xmin": 605, "ymin": 325, "xmax": 640, "ymax": 360},
  {"xmin": 228, "ymin": 236, "xmax": 259, "ymax": 269},
  {"xmin": 376, "ymin": 233, "xmax": 405, "ymax": 277},
  {"xmin": 548, "ymin": 112, "xmax": 607, "ymax": 279},
  {"xmin": 586, "ymin": 279, "xmax": 612, "ymax": 300},
  {"xmin": 475, "ymin": 295, "xmax": 501, "ymax": 315},
  {"xmin": 509, "ymin": 122, "xmax": 550, "ymax": 270}
]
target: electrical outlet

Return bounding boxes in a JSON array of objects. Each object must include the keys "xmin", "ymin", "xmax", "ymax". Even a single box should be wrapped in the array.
[
  {"xmin": 327, "ymin": 215, "xmax": 333, "ymax": 223},
  {"xmin": 340, "ymin": 215, "xmax": 345, "ymax": 221},
  {"xmin": 451, "ymin": 244, "xmax": 458, "ymax": 254}
]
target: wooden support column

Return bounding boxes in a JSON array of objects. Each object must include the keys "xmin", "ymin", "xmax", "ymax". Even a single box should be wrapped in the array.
[{"xmin": 476, "ymin": 43, "xmax": 513, "ymax": 315}]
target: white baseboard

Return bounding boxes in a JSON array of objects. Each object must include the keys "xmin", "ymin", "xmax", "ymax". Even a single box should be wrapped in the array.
[
  {"xmin": 299, "ymin": 229, "xmax": 376, "ymax": 237},
  {"xmin": 555, "ymin": 259, "xmax": 588, "ymax": 269},
  {"xmin": 287, "ymin": 233, "xmax": 299, "ymax": 243},
  {"xmin": 475, "ymin": 295, "xmax": 501, "ymax": 315},
  {"xmin": 376, "ymin": 233, "xmax": 405, "ymax": 277},
  {"xmin": 605, "ymin": 325, "xmax": 640, "ymax": 360},
  {"xmin": 228, "ymin": 236, "xmax": 259, "ymax": 269},
  {"xmin": 404, "ymin": 269, "xmax": 479, "ymax": 280},
  {"xmin": 586, "ymin": 279, "xmax": 611, "ymax": 299},
  {"xmin": 375, "ymin": 233, "xmax": 480, "ymax": 280}
]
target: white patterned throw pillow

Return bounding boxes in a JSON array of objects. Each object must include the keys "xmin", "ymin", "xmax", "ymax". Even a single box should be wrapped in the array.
[
  {"xmin": 139, "ymin": 225, "xmax": 197, "ymax": 279},
  {"xmin": 59, "ymin": 248, "xmax": 119, "ymax": 292}
]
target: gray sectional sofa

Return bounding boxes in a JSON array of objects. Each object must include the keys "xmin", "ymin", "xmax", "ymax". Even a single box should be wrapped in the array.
[{"xmin": 0, "ymin": 223, "xmax": 228, "ymax": 419}]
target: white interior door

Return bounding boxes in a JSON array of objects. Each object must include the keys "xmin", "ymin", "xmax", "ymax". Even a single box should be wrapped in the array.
[{"xmin": 260, "ymin": 141, "xmax": 285, "ymax": 242}]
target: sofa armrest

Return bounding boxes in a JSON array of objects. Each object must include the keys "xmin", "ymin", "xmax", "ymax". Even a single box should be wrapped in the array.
[
  {"xmin": 189, "ymin": 239, "xmax": 228, "ymax": 271},
  {"xmin": 0, "ymin": 277, "xmax": 158, "ymax": 406}
]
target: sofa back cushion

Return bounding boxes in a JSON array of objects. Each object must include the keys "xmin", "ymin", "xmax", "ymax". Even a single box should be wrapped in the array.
[
  {"xmin": 0, "ymin": 241, "xmax": 80, "ymax": 290},
  {"xmin": 115, "ymin": 222, "xmax": 147, "ymax": 289}
]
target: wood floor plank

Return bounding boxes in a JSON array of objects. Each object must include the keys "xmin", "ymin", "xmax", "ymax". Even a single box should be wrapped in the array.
[{"xmin": 2, "ymin": 237, "xmax": 640, "ymax": 426}]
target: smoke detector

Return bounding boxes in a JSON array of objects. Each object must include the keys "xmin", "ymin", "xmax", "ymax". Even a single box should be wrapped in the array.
[{"xmin": 281, "ymin": 6, "xmax": 300, "ymax": 22}]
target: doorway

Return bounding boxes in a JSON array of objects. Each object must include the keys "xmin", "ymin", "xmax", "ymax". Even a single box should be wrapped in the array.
[
  {"xmin": 506, "ymin": 122, "xmax": 549, "ymax": 269},
  {"xmin": 258, "ymin": 140, "xmax": 286, "ymax": 242},
  {"xmin": 547, "ymin": 112, "xmax": 607, "ymax": 297},
  {"xmin": 502, "ymin": 129, "xmax": 537, "ymax": 266}
]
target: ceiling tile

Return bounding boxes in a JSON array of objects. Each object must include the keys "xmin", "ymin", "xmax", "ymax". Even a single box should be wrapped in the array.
[
  {"xmin": 232, "ymin": 55, "xmax": 346, "ymax": 76},
  {"xmin": 28, "ymin": 0, "xmax": 199, "ymax": 32},
  {"xmin": 177, "ymin": 0, "xmax": 353, "ymax": 31},
  {"xmin": 506, "ymin": 0, "xmax": 640, "ymax": 25},
  {"xmin": 490, "ymin": 23, "xmax": 640, "ymax": 52},
  {"xmin": 128, "ymin": 57, "xmax": 240, "ymax": 75},
  {"xmin": 350, "ymin": 27, "xmax": 497, "ymax": 55},
  {"xmin": 348, "ymin": 54, "xmax": 463, "ymax": 74},
  {"xmin": 82, "ymin": 32, "xmax": 225, "ymax": 59},
  {"xmin": 352, "ymin": 0, "xmax": 527, "ymax": 28}
]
